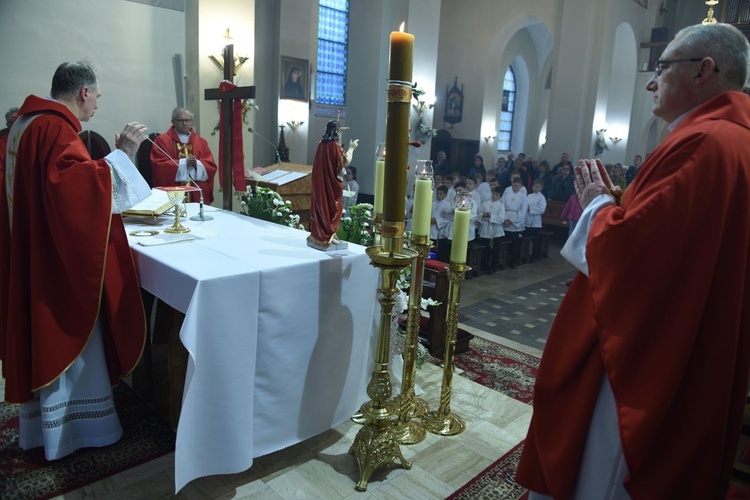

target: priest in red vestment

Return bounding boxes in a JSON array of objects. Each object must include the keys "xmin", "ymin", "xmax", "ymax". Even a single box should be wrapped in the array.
[
  {"xmin": 517, "ymin": 23, "xmax": 750, "ymax": 499},
  {"xmin": 307, "ymin": 120, "xmax": 358, "ymax": 250},
  {"xmin": 151, "ymin": 107, "xmax": 218, "ymax": 205},
  {"xmin": 0, "ymin": 106, "xmax": 19, "ymax": 176},
  {"xmin": 0, "ymin": 61, "xmax": 149, "ymax": 460}
]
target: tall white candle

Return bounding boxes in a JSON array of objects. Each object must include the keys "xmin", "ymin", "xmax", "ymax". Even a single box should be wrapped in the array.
[
  {"xmin": 374, "ymin": 159, "xmax": 385, "ymax": 214},
  {"xmin": 412, "ymin": 178, "xmax": 432, "ymax": 237},
  {"xmin": 450, "ymin": 208, "xmax": 470, "ymax": 264}
]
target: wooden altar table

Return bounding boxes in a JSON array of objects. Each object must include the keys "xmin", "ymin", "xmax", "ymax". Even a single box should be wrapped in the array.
[{"xmin": 125, "ymin": 205, "xmax": 378, "ymax": 492}]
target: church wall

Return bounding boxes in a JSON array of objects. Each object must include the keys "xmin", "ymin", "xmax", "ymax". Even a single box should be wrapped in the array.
[
  {"xmin": 278, "ymin": 0, "xmax": 316, "ymax": 166},
  {"xmin": 435, "ymin": 1, "xmax": 558, "ymax": 163},
  {"xmin": 252, "ymin": 0, "xmax": 280, "ymax": 169},
  {"xmin": 0, "ymin": 0, "xmax": 185, "ymax": 150}
]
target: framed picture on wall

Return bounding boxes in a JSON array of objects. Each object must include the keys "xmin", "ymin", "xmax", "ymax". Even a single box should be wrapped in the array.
[{"xmin": 281, "ymin": 56, "xmax": 309, "ymax": 101}]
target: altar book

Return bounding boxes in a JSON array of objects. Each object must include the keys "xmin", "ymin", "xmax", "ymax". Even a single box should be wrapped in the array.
[{"xmin": 123, "ymin": 188, "xmax": 173, "ymax": 221}]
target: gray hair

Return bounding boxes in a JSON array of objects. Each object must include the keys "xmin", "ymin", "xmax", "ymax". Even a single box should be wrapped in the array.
[
  {"xmin": 50, "ymin": 60, "xmax": 98, "ymax": 100},
  {"xmin": 674, "ymin": 23, "xmax": 750, "ymax": 90},
  {"xmin": 5, "ymin": 107, "xmax": 19, "ymax": 127},
  {"xmin": 171, "ymin": 107, "xmax": 194, "ymax": 120}
]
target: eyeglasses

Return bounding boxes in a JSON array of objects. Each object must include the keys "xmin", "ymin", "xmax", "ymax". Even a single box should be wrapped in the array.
[
  {"xmin": 653, "ymin": 58, "xmax": 720, "ymax": 79},
  {"xmin": 173, "ymin": 118, "xmax": 193, "ymax": 123}
]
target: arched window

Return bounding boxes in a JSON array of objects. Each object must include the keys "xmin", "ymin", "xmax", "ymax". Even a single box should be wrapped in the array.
[
  {"xmin": 316, "ymin": 0, "xmax": 349, "ymax": 107},
  {"xmin": 497, "ymin": 67, "xmax": 515, "ymax": 152}
]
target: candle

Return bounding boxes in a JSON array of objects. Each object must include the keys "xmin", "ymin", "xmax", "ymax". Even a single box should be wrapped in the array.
[
  {"xmin": 374, "ymin": 159, "xmax": 385, "ymax": 214},
  {"xmin": 383, "ymin": 23, "xmax": 414, "ymax": 225},
  {"xmin": 450, "ymin": 207, "xmax": 470, "ymax": 264},
  {"xmin": 411, "ymin": 159, "xmax": 433, "ymax": 237}
]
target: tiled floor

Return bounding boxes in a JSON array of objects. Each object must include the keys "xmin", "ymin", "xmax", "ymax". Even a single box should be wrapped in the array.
[{"xmin": 4, "ymin": 239, "xmax": 575, "ymax": 499}]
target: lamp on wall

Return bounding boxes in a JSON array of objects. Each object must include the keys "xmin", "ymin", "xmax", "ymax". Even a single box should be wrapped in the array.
[
  {"xmin": 412, "ymin": 91, "xmax": 437, "ymax": 142},
  {"xmin": 608, "ymin": 136, "xmax": 622, "ymax": 144},
  {"xmin": 483, "ymin": 135, "xmax": 496, "ymax": 143},
  {"xmin": 286, "ymin": 120, "xmax": 305, "ymax": 131},
  {"xmin": 209, "ymin": 28, "xmax": 249, "ymax": 72},
  {"xmin": 702, "ymin": 0, "xmax": 719, "ymax": 24}
]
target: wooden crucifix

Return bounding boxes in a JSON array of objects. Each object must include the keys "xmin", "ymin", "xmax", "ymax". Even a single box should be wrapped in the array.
[{"xmin": 204, "ymin": 44, "xmax": 256, "ymax": 210}]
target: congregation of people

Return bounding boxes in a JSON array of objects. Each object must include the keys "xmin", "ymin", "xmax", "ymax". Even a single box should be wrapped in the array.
[{"xmin": 418, "ymin": 150, "xmax": 644, "ymax": 273}]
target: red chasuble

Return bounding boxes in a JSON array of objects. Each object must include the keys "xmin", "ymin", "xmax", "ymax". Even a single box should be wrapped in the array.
[
  {"xmin": 0, "ymin": 129, "xmax": 8, "ymax": 176},
  {"xmin": 309, "ymin": 140, "xmax": 346, "ymax": 245},
  {"xmin": 150, "ymin": 127, "xmax": 218, "ymax": 205},
  {"xmin": 0, "ymin": 95, "xmax": 146, "ymax": 404},
  {"xmin": 516, "ymin": 91, "xmax": 750, "ymax": 498}
]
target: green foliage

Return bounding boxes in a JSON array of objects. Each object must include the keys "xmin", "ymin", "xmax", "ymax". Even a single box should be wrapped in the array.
[
  {"xmin": 337, "ymin": 203, "xmax": 374, "ymax": 246},
  {"xmin": 236, "ymin": 187, "xmax": 304, "ymax": 229}
]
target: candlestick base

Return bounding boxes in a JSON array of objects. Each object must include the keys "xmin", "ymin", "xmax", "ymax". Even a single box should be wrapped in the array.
[
  {"xmin": 422, "ymin": 408, "xmax": 466, "ymax": 436},
  {"xmin": 349, "ymin": 241, "xmax": 417, "ymax": 491},
  {"xmin": 421, "ymin": 262, "xmax": 470, "ymax": 438}
]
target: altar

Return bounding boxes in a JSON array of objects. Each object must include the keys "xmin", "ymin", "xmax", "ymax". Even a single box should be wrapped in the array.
[{"xmin": 124, "ymin": 204, "xmax": 378, "ymax": 492}]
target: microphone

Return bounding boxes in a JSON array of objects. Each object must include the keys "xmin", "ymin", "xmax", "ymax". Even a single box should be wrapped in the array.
[{"xmin": 247, "ymin": 127, "xmax": 281, "ymax": 165}]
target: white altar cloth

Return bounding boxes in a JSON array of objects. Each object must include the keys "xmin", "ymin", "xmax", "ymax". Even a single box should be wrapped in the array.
[{"xmin": 125, "ymin": 204, "xmax": 379, "ymax": 492}]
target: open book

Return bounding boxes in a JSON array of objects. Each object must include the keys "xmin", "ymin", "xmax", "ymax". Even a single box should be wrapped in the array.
[{"xmin": 123, "ymin": 188, "xmax": 173, "ymax": 219}]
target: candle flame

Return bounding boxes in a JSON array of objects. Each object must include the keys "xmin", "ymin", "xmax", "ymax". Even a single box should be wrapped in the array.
[{"xmin": 399, "ymin": 21, "xmax": 405, "ymax": 32}]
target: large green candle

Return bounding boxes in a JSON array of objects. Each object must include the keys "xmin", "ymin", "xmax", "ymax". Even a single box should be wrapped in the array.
[{"xmin": 383, "ymin": 25, "xmax": 414, "ymax": 226}]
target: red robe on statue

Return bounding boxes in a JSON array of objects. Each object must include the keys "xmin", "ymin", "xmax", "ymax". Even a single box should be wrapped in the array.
[
  {"xmin": 0, "ymin": 95, "xmax": 146, "ymax": 404},
  {"xmin": 517, "ymin": 91, "xmax": 750, "ymax": 498},
  {"xmin": 150, "ymin": 127, "xmax": 218, "ymax": 204},
  {"xmin": 308, "ymin": 139, "xmax": 346, "ymax": 246}
]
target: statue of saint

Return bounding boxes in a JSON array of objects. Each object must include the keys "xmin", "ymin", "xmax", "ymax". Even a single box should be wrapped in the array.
[{"xmin": 306, "ymin": 120, "xmax": 358, "ymax": 251}]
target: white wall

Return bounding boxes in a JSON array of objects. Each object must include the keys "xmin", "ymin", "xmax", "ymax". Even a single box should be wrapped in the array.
[{"xmin": 0, "ymin": 0, "xmax": 185, "ymax": 146}]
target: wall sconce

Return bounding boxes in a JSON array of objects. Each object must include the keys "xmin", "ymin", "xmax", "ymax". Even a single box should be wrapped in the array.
[
  {"xmin": 659, "ymin": 1, "xmax": 669, "ymax": 14},
  {"xmin": 413, "ymin": 99, "xmax": 434, "ymax": 116},
  {"xmin": 702, "ymin": 0, "xmax": 719, "ymax": 24},
  {"xmin": 483, "ymin": 135, "xmax": 496, "ymax": 143},
  {"xmin": 209, "ymin": 28, "xmax": 249, "ymax": 73},
  {"xmin": 286, "ymin": 121, "xmax": 304, "ymax": 131},
  {"xmin": 609, "ymin": 136, "xmax": 622, "ymax": 144}
]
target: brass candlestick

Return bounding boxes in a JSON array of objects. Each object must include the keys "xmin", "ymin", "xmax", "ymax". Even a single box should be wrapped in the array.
[
  {"xmin": 350, "ymin": 210, "xmax": 386, "ymax": 426},
  {"xmin": 350, "ymin": 234, "xmax": 417, "ymax": 491},
  {"xmin": 422, "ymin": 262, "xmax": 469, "ymax": 436},
  {"xmin": 391, "ymin": 234, "xmax": 430, "ymax": 445}
]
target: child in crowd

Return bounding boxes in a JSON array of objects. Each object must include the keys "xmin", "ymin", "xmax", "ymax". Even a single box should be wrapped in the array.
[
  {"xmin": 342, "ymin": 166, "xmax": 359, "ymax": 215},
  {"xmin": 464, "ymin": 177, "xmax": 484, "ymax": 219},
  {"xmin": 431, "ymin": 185, "xmax": 450, "ymax": 260},
  {"xmin": 433, "ymin": 174, "xmax": 443, "ymax": 200},
  {"xmin": 478, "ymin": 186, "xmax": 506, "ymax": 273},
  {"xmin": 503, "ymin": 172, "xmax": 527, "ymax": 199},
  {"xmin": 610, "ymin": 163, "xmax": 627, "ymax": 192},
  {"xmin": 442, "ymin": 175, "xmax": 456, "ymax": 203},
  {"xmin": 474, "ymin": 173, "xmax": 491, "ymax": 204},
  {"xmin": 503, "ymin": 177, "xmax": 529, "ymax": 268},
  {"xmin": 561, "ymin": 193, "xmax": 583, "ymax": 238},
  {"xmin": 525, "ymin": 179, "xmax": 547, "ymax": 262}
]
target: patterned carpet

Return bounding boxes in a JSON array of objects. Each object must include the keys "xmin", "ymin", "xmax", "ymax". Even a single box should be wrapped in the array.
[
  {"xmin": 448, "ymin": 442, "xmax": 529, "ymax": 500},
  {"xmin": 0, "ymin": 382, "xmax": 175, "ymax": 499},
  {"xmin": 459, "ymin": 270, "xmax": 578, "ymax": 351},
  {"xmin": 427, "ymin": 336, "xmax": 539, "ymax": 404}
]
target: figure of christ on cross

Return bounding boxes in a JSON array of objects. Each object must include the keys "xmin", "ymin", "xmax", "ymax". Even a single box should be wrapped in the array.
[{"xmin": 204, "ymin": 44, "xmax": 255, "ymax": 210}]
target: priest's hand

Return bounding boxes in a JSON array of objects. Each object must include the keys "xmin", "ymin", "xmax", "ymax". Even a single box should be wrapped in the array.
[
  {"xmin": 115, "ymin": 122, "xmax": 148, "ymax": 159},
  {"xmin": 574, "ymin": 159, "xmax": 622, "ymax": 209}
]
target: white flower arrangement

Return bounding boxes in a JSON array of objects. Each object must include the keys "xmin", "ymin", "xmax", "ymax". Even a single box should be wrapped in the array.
[
  {"xmin": 594, "ymin": 128, "xmax": 609, "ymax": 156},
  {"xmin": 390, "ymin": 268, "xmax": 440, "ymax": 369},
  {"xmin": 236, "ymin": 187, "xmax": 304, "ymax": 229}
]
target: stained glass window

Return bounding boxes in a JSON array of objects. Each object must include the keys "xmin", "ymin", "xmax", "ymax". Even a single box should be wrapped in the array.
[
  {"xmin": 498, "ymin": 67, "xmax": 515, "ymax": 152},
  {"xmin": 317, "ymin": 0, "xmax": 349, "ymax": 106}
]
